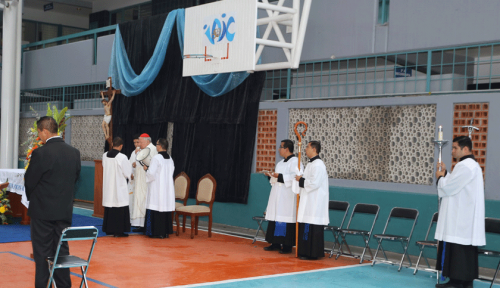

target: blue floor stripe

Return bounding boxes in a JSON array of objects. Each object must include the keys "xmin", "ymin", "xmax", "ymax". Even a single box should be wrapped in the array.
[
  {"xmin": 174, "ymin": 263, "xmax": 499, "ymax": 288},
  {"xmin": 1, "ymin": 251, "xmax": 117, "ymax": 288}
]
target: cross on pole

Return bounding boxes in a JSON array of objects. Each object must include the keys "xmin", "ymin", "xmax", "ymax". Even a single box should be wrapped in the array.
[
  {"xmin": 100, "ymin": 77, "xmax": 121, "ymax": 149},
  {"xmin": 461, "ymin": 118, "xmax": 479, "ymax": 138}
]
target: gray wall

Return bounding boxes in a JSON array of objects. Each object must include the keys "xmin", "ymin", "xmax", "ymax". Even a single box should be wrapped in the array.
[{"xmin": 259, "ymin": 91, "xmax": 500, "ymax": 201}]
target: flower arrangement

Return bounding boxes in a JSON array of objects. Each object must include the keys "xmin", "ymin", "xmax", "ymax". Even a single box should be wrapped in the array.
[
  {"xmin": 22, "ymin": 103, "xmax": 71, "ymax": 170},
  {"xmin": 0, "ymin": 185, "xmax": 11, "ymax": 225}
]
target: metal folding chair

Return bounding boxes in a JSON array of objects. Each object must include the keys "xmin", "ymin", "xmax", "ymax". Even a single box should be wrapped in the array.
[
  {"xmin": 46, "ymin": 226, "xmax": 99, "ymax": 288},
  {"xmin": 371, "ymin": 207, "xmax": 419, "ymax": 271},
  {"xmin": 335, "ymin": 203, "xmax": 380, "ymax": 264},
  {"xmin": 324, "ymin": 200, "xmax": 350, "ymax": 257},
  {"xmin": 479, "ymin": 217, "xmax": 500, "ymax": 288},
  {"xmin": 413, "ymin": 212, "xmax": 439, "ymax": 281},
  {"xmin": 251, "ymin": 215, "xmax": 267, "ymax": 244}
]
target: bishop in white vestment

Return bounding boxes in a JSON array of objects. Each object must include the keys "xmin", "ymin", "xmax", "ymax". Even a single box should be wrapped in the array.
[
  {"xmin": 102, "ymin": 137, "xmax": 133, "ymax": 237},
  {"xmin": 131, "ymin": 133, "xmax": 158, "ymax": 231},
  {"xmin": 295, "ymin": 141, "xmax": 329, "ymax": 260},
  {"xmin": 144, "ymin": 138, "xmax": 175, "ymax": 238},
  {"xmin": 128, "ymin": 135, "xmax": 140, "ymax": 216},
  {"xmin": 434, "ymin": 136, "xmax": 485, "ymax": 288},
  {"xmin": 264, "ymin": 139, "xmax": 302, "ymax": 254}
]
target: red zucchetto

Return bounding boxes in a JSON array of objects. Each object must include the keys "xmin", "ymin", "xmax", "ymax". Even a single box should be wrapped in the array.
[{"xmin": 140, "ymin": 133, "xmax": 150, "ymax": 138}]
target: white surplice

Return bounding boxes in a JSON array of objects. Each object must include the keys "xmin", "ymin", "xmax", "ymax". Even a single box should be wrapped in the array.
[
  {"xmin": 145, "ymin": 154, "xmax": 175, "ymax": 212},
  {"xmin": 102, "ymin": 151, "xmax": 132, "ymax": 208},
  {"xmin": 128, "ymin": 149, "xmax": 138, "ymax": 214},
  {"xmin": 435, "ymin": 157, "xmax": 486, "ymax": 246},
  {"xmin": 265, "ymin": 156, "xmax": 303, "ymax": 223},
  {"xmin": 131, "ymin": 143, "xmax": 158, "ymax": 226},
  {"xmin": 295, "ymin": 158, "xmax": 329, "ymax": 226}
]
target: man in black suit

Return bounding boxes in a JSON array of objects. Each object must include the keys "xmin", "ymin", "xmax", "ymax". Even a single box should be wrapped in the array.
[{"xmin": 25, "ymin": 116, "xmax": 81, "ymax": 288}]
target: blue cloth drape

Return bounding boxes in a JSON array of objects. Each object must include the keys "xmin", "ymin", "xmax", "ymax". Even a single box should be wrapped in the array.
[{"xmin": 108, "ymin": 8, "xmax": 249, "ymax": 97}]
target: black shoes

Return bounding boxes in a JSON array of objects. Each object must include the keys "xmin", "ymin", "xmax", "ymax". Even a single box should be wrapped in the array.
[
  {"xmin": 263, "ymin": 244, "xmax": 281, "ymax": 251},
  {"xmin": 114, "ymin": 233, "xmax": 129, "ymax": 237},
  {"xmin": 279, "ymin": 249, "xmax": 292, "ymax": 254},
  {"xmin": 149, "ymin": 235, "xmax": 165, "ymax": 239},
  {"xmin": 132, "ymin": 227, "xmax": 145, "ymax": 232},
  {"xmin": 299, "ymin": 256, "xmax": 318, "ymax": 260}
]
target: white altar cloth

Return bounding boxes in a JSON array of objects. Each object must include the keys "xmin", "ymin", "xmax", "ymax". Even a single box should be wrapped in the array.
[{"xmin": 0, "ymin": 169, "xmax": 29, "ymax": 208}]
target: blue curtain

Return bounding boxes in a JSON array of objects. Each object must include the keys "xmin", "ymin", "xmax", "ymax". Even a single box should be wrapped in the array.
[{"xmin": 108, "ymin": 9, "xmax": 249, "ymax": 97}]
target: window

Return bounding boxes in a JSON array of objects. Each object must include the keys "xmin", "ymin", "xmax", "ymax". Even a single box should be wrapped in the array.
[{"xmin": 378, "ymin": 0, "xmax": 390, "ymax": 24}]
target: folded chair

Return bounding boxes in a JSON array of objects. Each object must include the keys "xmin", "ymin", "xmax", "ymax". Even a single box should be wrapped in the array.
[
  {"xmin": 324, "ymin": 200, "xmax": 350, "ymax": 257},
  {"xmin": 251, "ymin": 213, "xmax": 268, "ymax": 244},
  {"xmin": 371, "ymin": 207, "xmax": 419, "ymax": 271},
  {"xmin": 46, "ymin": 226, "xmax": 98, "ymax": 288},
  {"xmin": 174, "ymin": 172, "xmax": 191, "ymax": 227},
  {"xmin": 413, "ymin": 212, "xmax": 439, "ymax": 280},
  {"xmin": 479, "ymin": 217, "xmax": 500, "ymax": 288},
  {"xmin": 336, "ymin": 203, "xmax": 380, "ymax": 264},
  {"xmin": 175, "ymin": 173, "xmax": 216, "ymax": 239}
]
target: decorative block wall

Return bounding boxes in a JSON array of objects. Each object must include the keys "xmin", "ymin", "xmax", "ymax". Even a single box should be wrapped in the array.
[
  {"xmin": 70, "ymin": 115, "xmax": 106, "ymax": 161},
  {"xmin": 19, "ymin": 118, "xmax": 36, "ymax": 157},
  {"xmin": 288, "ymin": 105, "xmax": 437, "ymax": 185},
  {"xmin": 452, "ymin": 103, "xmax": 488, "ymax": 177},
  {"xmin": 255, "ymin": 110, "xmax": 277, "ymax": 172}
]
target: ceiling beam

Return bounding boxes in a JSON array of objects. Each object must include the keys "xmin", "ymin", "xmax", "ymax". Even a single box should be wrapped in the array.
[{"xmin": 48, "ymin": 0, "xmax": 92, "ymax": 9}]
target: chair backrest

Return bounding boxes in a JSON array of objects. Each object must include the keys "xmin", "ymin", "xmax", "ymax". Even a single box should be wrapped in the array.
[
  {"xmin": 423, "ymin": 212, "xmax": 439, "ymax": 241},
  {"xmin": 54, "ymin": 226, "xmax": 98, "ymax": 265},
  {"xmin": 329, "ymin": 200, "xmax": 350, "ymax": 228},
  {"xmin": 485, "ymin": 217, "xmax": 500, "ymax": 234},
  {"xmin": 196, "ymin": 173, "xmax": 217, "ymax": 206},
  {"xmin": 174, "ymin": 172, "xmax": 191, "ymax": 205},
  {"xmin": 345, "ymin": 203, "xmax": 380, "ymax": 233},
  {"xmin": 380, "ymin": 207, "xmax": 419, "ymax": 238}
]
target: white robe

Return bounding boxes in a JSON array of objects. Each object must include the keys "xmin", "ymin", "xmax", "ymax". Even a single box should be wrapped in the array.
[
  {"xmin": 295, "ymin": 158, "xmax": 329, "ymax": 226},
  {"xmin": 128, "ymin": 149, "xmax": 138, "ymax": 214},
  {"xmin": 102, "ymin": 151, "xmax": 132, "ymax": 208},
  {"xmin": 435, "ymin": 157, "xmax": 486, "ymax": 246},
  {"xmin": 265, "ymin": 156, "xmax": 302, "ymax": 223},
  {"xmin": 131, "ymin": 143, "xmax": 158, "ymax": 226},
  {"xmin": 145, "ymin": 154, "xmax": 176, "ymax": 212}
]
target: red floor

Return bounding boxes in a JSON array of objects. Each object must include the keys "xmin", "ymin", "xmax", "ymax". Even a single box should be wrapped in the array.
[{"xmin": 1, "ymin": 230, "xmax": 363, "ymax": 287}]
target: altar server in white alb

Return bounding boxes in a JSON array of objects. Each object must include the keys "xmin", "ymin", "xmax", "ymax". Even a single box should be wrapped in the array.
[
  {"xmin": 128, "ymin": 134, "xmax": 140, "ymax": 215},
  {"xmin": 102, "ymin": 137, "xmax": 133, "ymax": 237},
  {"xmin": 264, "ymin": 139, "xmax": 302, "ymax": 254},
  {"xmin": 131, "ymin": 133, "xmax": 158, "ymax": 232},
  {"xmin": 143, "ymin": 138, "xmax": 175, "ymax": 238},
  {"xmin": 434, "ymin": 136, "xmax": 485, "ymax": 288},
  {"xmin": 294, "ymin": 141, "xmax": 329, "ymax": 260}
]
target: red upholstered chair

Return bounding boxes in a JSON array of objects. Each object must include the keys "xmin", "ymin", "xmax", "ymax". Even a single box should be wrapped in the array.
[{"xmin": 175, "ymin": 174, "xmax": 216, "ymax": 239}]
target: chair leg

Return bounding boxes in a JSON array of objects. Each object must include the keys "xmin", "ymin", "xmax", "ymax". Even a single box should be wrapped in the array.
[
  {"xmin": 182, "ymin": 215, "xmax": 186, "ymax": 232},
  {"xmin": 195, "ymin": 216, "xmax": 199, "ymax": 235},
  {"xmin": 80, "ymin": 266, "xmax": 89, "ymax": 288},
  {"xmin": 371, "ymin": 238, "xmax": 382, "ymax": 266},
  {"xmin": 175, "ymin": 213, "xmax": 180, "ymax": 236},
  {"xmin": 208, "ymin": 214, "xmax": 212, "ymax": 238},
  {"xmin": 490, "ymin": 260, "xmax": 500, "ymax": 288},
  {"xmin": 190, "ymin": 216, "xmax": 195, "ymax": 239},
  {"xmin": 413, "ymin": 247, "xmax": 424, "ymax": 275},
  {"xmin": 252, "ymin": 220, "xmax": 263, "ymax": 244}
]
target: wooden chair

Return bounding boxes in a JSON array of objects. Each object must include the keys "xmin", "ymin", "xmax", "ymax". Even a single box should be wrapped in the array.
[
  {"xmin": 174, "ymin": 172, "xmax": 191, "ymax": 228},
  {"xmin": 175, "ymin": 174, "xmax": 216, "ymax": 239}
]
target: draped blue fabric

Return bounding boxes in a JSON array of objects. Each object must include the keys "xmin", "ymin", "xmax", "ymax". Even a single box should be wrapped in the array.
[{"xmin": 108, "ymin": 8, "xmax": 250, "ymax": 97}]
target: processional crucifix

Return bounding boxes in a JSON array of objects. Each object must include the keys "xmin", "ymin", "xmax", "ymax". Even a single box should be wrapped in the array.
[
  {"xmin": 100, "ymin": 77, "xmax": 121, "ymax": 149},
  {"xmin": 461, "ymin": 118, "xmax": 479, "ymax": 138},
  {"xmin": 294, "ymin": 121, "xmax": 308, "ymax": 258}
]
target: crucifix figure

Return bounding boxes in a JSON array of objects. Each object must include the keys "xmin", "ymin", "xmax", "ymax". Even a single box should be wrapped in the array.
[
  {"xmin": 100, "ymin": 77, "xmax": 121, "ymax": 148},
  {"xmin": 461, "ymin": 118, "xmax": 479, "ymax": 138}
]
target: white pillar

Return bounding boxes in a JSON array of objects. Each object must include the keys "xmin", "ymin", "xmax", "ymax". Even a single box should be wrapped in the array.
[
  {"xmin": 1, "ymin": 0, "xmax": 19, "ymax": 169},
  {"xmin": 12, "ymin": 0, "xmax": 23, "ymax": 168}
]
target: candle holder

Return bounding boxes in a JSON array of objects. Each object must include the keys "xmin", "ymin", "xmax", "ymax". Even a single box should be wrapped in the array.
[{"xmin": 433, "ymin": 140, "xmax": 448, "ymax": 171}]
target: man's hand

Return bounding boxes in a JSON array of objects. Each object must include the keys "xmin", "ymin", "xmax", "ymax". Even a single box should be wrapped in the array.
[
  {"xmin": 295, "ymin": 175, "xmax": 302, "ymax": 181},
  {"xmin": 436, "ymin": 162, "xmax": 446, "ymax": 178},
  {"xmin": 268, "ymin": 172, "xmax": 278, "ymax": 178},
  {"xmin": 132, "ymin": 162, "xmax": 136, "ymax": 168},
  {"xmin": 131, "ymin": 174, "xmax": 134, "ymax": 180},
  {"xmin": 143, "ymin": 165, "xmax": 148, "ymax": 171}
]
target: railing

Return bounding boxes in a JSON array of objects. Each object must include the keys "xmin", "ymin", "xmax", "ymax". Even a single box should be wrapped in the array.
[
  {"xmin": 21, "ymin": 25, "xmax": 117, "ymax": 65},
  {"xmin": 21, "ymin": 82, "xmax": 106, "ymax": 112},
  {"xmin": 262, "ymin": 42, "xmax": 500, "ymax": 100}
]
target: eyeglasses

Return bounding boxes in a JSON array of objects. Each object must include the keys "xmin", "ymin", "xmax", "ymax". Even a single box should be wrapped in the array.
[{"xmin": 278, "ymin": 146, "xmax": 285, "ymax": 149}]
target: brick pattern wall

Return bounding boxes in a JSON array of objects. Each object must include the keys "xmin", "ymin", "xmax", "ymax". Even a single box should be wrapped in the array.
[
  {"xmin": 452, "ymin": 103, "xmax": 488, "ymax": 177},
  {"xmin": 256, "ymin": 110, "xmax": 277, "ymax": 172}
]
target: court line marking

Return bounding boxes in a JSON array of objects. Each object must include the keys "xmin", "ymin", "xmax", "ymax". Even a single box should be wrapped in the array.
[
  {"xmin": 0, "ymin": 251, "xmax": 117, "ymax": 288},
  {"xmin": 167, "ymin": 263, "xmax": 371, "ymax": 287}
]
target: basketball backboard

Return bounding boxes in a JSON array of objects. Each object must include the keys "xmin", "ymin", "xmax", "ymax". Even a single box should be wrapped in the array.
[{"xmin": 183, "ymin": 0, "xmax": 257, "ymax": 76}]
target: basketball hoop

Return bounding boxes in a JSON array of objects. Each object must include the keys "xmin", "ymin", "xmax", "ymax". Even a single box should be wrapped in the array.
[{"xmin": 183, "ymin": 54, "xmax": 214, "ymax": 59}]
